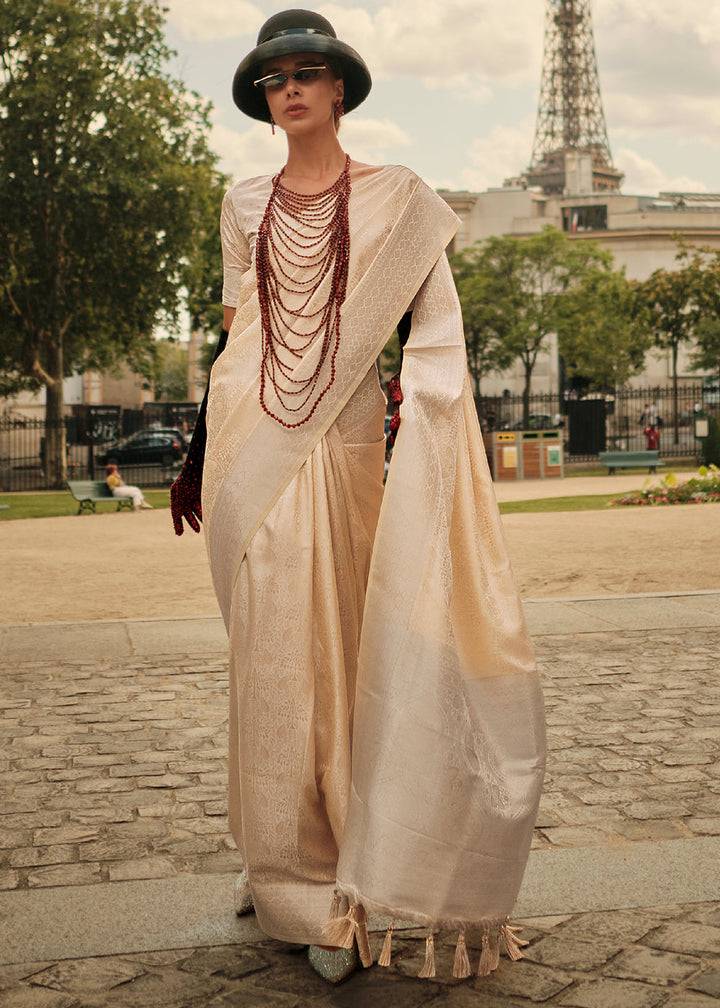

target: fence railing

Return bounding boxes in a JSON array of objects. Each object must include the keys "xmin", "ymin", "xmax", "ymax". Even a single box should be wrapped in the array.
[
  {"xmin": 476, "ymin": 383, "xmax": 715, "ymax": 463},
  {"xmin": 1, "ymin": 385, "xmax": 716, "ymax": 491}
]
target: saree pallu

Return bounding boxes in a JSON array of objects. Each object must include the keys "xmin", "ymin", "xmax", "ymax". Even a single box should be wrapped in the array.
[{"xmin": 203, "ymin": 166, "xmax": 545, "ymax": 955}]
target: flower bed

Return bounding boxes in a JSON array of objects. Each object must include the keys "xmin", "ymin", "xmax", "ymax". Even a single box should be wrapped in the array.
[{"xmin": 611, "ymin": 466, "xmax": 720, "ymax": 506}]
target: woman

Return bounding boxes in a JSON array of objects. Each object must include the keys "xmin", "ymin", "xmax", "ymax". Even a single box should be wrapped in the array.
[
  {"xmin": 105, "ymin": 464, "xmax": 152, "ymax": 510},
  {"xmin": 171, "ymin": 9, "xmax": 545, "ymax": 984}
]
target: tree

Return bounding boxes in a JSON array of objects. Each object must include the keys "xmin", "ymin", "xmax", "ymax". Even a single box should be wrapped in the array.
[
  {"xmin": 451, "ymin": 252, "xmax": 516, "ymax": 395},
  {"xmin": 557, "ymin": 269, "xmax": 651, "ymax": 390},
  {"xmin": 453, "ymin": 227, "xmax": 612, "ymax": 425},
  {"xmin": 0, "ymin": 0, "xmax": 222, "ymax": 486},
  {"xmin": 689, "ymin": 250, "xmax": 720, "ymax": 386},
  {"xmin": 637, "ymin": 244, "xmax": 709, "ymax": 444},
  {"xmin": 151, "ymin": 338, "xmax": 189, "ymax": 401}
]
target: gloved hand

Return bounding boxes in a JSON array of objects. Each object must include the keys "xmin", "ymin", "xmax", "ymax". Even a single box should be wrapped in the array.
[
  {"xmin": 170, "ymin": 456, "xmax": 203, "ymax": 535},
  {"xmin": 387, "ymin": 372, "xmax": 403, "ymax": 448}
]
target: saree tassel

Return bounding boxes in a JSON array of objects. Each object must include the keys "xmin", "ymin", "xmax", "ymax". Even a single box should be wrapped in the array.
[
  {"xmin": 328, "ymin": 889, "xmax": 342, "ymax": 920},
  {"xmin": 353, "ymin": 903, "xmax": 373, "ymax": 968},
  {"xmin": 452, "ymin": 930, "xmax": 472, "ymax": 979},
  {"xmin": 418, "ymin": 932, "xmax": 436, "ymax": 978},
  {"xmin": 501, "ymin": 923, "xmax": 528, "ymax": 962},
  {"xmin": 477, "ymin": 930, "xmax": 500, "ymax": 976},
  {"xmin": 378, "ymin": 920, "xmax": 395, "ymax": 967},
  {"xmin": 322, "ymin": 904, "xmax": 357, "ymax": 949}
]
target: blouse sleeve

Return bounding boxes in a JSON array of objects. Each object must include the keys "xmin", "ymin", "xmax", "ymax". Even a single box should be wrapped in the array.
[{"xmin": 220, "ymin": 188, "xmax": 252, "ymax": 309}]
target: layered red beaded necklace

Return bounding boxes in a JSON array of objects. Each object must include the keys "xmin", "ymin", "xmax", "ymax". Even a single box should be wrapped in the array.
[{"xmin": 256, "ymin": 154, "xmax": 351, "ymax": 428}]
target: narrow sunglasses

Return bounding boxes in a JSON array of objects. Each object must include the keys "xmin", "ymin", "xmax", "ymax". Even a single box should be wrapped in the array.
[{"xmin": 253, "ymin": 65, "xmax": 327, "ymax": 90}]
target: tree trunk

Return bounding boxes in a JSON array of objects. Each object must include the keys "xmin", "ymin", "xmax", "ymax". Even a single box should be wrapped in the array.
[
  {"xmin": 522, "ymin": 361, "xmax": 532, "ymax": 428},
  {"xmin": 44, "ymin": 339, "xmax": 66, "ymax": 489},
  {"xmin": 671, "ymin": 340, "xmax": 679, "ymax": 446}
]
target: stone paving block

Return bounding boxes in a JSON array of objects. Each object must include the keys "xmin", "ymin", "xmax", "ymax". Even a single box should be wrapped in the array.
[
  {"xmin": 9, "ymin": 846, "xmax": 75, "ymax": 869},
  {"xmin": 557, "ymin": 910, "xmax": 663, "ymax": 945},
  {"xmin": 661, "ymin": 994, "xmax": 720, "ymax": 1007},
  {"xmin": 178, "ymin": 947, "xmax": 268, "ymax": 979},
  {"xmin": 27, "ymin": 863, "xmax": 103, "ymax": 888},
  {"xmin": 559, "ymin": 978, "xmax": 667, "ymax": 1008},
  {"xmin": 613, "ymin": 821, "xmax": 689, "ymax": 842},
  {"xmin": 108, "ymin": 858, "xmax": 177, "ymax": 882},
  {"xmin": 28, "ymin": 959, "xmax": 145, "ymax": 993},
  {"xmin": 0, "ymin": 987, "xmax": 78, "ymax": 1008},
  {"xmin": 604, "ymin": 946, "xmax": 702, "ymax": 985},
  {"xmin": 646, "ymin": 922, "xmax": 720, "ymax": 955},
  {"xmin": 33, "ymin": 826, "xmax": 99, "ymax": 847},
  {"xmin": 78, "ymin": 969, "xmax": 225, "ymax": 1008},
  {"xmin": 465, "ymin": 960, "xmax": 575, "ymax": 1002},
  {"xmin": 0, "ymin": 870, "xmax": 19, "ymax": 890},
  {"xmin": 688, "ymin": 965, "xmax": 720, "ymax": 998},
  {"xmin": 524, "ymin": 936, "xmax": 620, "ymax": 970},
  {"xmin": 626, "ymin": 801, "xmax": 692, "ymax": 820}
]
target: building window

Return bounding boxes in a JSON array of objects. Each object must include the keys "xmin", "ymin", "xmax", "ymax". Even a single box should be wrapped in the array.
[{"xmin": 562, "ymin": 204, "xmax": 608, "ymax": 233}]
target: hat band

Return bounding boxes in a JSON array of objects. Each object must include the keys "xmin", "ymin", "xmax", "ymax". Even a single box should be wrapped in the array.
[{"xmin": 266, "ymin": 27, "xmax": 332, "ymax": 41}]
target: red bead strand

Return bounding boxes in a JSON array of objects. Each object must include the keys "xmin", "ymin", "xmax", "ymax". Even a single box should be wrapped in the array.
[{"xmin": 256, "ymin": 155, "xmax": 351, "ymax": 428}]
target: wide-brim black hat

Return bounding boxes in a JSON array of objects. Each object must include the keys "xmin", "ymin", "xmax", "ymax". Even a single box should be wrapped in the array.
[{"xmin": 232, "ymin": 9, "xmax": 371, "ymax": 123}]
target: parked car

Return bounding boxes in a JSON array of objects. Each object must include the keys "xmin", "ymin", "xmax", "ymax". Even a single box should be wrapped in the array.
[
  {"xmin": 510, "ymin": 414, "xmax": 556, "ymax": 431},
  {"xmin": 96, "ymin": 428, "xmax": 187, "ymax": 467}
]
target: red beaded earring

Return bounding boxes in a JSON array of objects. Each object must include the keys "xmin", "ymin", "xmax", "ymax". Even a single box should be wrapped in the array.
[
  {"xmin": 334, "ymin": 98, "xmax": 344, "ymax": 122},
  {"xmin": 270, "ymin": 115, "xmax": 276, "ymax": 135}
]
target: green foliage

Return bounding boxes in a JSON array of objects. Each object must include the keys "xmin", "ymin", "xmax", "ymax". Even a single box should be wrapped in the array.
[
  {"xmin": 0, "ymin": 0, "xmax": 222, "ymax": 484},
  {"xmin": 557, "ymin": 270, "xmax": 651, "ymax": 389},
  {"xmin": 151, "ymin": 338, "xmax": 189, "ymax": 401},
  {"xmin": 690, "ymin": 317, "xmax": 720, "ymax": 385},
  {"xmin": 185, "ymin": 173, "xmax": 229, "ymax": 338},
  {"xmin": 451, "ymin": 227, "xmax": 613, "ymax": 420},
  {"xmin": 611, "ymin": 465, "xmax": 720, "ymax": 506}
]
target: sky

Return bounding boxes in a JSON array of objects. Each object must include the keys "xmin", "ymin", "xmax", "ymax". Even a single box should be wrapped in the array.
[{"xmin": 162, "ymin": 0, "xmax": 720, "ymax": 197}]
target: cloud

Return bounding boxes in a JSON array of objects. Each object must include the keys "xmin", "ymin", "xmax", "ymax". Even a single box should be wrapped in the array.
[
  {"xmin": 166, "ymin": 0, "xmax": 263, "ymax": 42},
  {"xmin": 616, "ymin": 148, "xmax": 709, "ymax": 196},
  {"xmin": 165, "ymin": 0, "xmax": 544, "ymax": 88},
  {"xmin": 458, "ymin": 121, "xmax": 535, "ymax": 192},
  {"xmin": 326, "ymin": 0, "xmax": 543, "ymax": 88}
]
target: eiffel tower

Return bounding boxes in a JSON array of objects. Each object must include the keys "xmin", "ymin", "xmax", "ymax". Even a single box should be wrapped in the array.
[{"xmin": 525, "ymin": 0, "xmax": 623, "ymax": 195}]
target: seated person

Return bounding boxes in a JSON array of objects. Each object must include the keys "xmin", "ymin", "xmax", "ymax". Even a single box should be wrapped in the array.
[{"xmin": 105, "ymin": 464, "xmax": 153, "ymax": 511}]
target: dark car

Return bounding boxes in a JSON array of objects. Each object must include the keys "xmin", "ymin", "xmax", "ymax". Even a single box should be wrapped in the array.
[
  {"xmin": 96, "ymin": 428, "xmax": 187, "ymax": 467},
  {"xmin": 510, "ymin": 414, "xmax": 556, "ymax": 431}
]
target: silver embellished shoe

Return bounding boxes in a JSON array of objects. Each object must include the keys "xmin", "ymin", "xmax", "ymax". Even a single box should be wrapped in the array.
[
  {"xmin": 234, "ymin": 869, "xmax": 254, "ymax": 915},
  {"xmin": 308, "ymin": 944, "xmax": 358, "ymax": 984}
]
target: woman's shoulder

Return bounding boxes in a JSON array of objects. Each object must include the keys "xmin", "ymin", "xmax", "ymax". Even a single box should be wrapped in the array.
[{"xmin": 223, "ymin": 174, "xmax": 274, "ymax": 211}]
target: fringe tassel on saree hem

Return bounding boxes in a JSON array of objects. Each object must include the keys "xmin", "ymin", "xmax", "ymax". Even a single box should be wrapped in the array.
[
  {"xmin": 477, "ymin": 929, "xmax": 500, "ymax": 976},
  {"xmin": 501, "ymin": 923, "xmax": 529, "ymax": 961},
  {"xmin": 321, "ymin": 901, "xmax": 373, "ymax": 968},
  {"xmin": 378, "ymin": 920, "xmax": 394, "ymax": 967},
  {"xmin": 418, "ymin": 932, "xmax": 436, "ymax": 978},
  {"xmin": 453, "ymin": 931, "xmax": 472, "ymax": 979}
]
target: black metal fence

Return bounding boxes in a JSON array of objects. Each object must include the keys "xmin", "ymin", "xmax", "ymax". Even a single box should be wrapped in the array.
[
  {"xmin": 1, "ymin": 384, "xmax": 716, "ymax": 492},
  {"xmin": 0, "ymin": 402, "xmax": 200, "ymax": 493},
  {"xmin": 476, "ymin": 382, "xmax": 717, "ymax": 463}
]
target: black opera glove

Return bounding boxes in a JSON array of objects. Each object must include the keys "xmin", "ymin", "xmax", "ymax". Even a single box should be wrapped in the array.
[
  {"xmin": 170, "ymin": 453, "xmax": 203, "ymax": 536},
  {"xmin": 170, "ymin": 328, "xmax": 229, "ymax": 536}
]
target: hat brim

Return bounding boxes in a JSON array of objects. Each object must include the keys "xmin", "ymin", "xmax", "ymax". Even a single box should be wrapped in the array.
[{"xmin": 232, "ymin": 34, "xmax": 371, "ymax": 123}]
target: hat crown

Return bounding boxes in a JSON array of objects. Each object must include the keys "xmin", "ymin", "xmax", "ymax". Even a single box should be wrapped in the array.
[{"xmin": 257, "ymin": 10, "xmax": 337, "ymax": 45}]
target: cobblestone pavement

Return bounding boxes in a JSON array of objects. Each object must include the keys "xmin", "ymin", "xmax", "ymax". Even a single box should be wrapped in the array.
[{"xmin": 1, "ymin": 620, "xmax": 720, "ymax": 1005}]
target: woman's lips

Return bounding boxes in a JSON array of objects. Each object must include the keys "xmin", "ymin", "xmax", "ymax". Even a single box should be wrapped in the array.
[{"xmin": 285, "ymin": 104, "xmax": 308, "ymax": 117}]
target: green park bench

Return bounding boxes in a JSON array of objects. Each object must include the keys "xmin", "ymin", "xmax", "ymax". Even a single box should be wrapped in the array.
[
  {"xmin": 598, "ymin": 450, "xmax": 664, "ymax": 475},
  {"xmin": 66, "ymin": 480, "xmax": 135, "ymax": 515}
]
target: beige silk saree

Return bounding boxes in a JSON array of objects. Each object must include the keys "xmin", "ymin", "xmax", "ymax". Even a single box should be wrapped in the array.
[{"xmin": 203, "ymin": 165, "xmax": 546, "ymax": 963}]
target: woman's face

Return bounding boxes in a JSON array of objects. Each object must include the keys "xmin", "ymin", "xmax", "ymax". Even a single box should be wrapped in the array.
[{"xmin": 258, "ymin": 52, "xmax": 343, "ymax": 135}]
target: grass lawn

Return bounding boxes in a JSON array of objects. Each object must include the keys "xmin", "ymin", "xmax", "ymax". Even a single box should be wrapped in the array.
[
  {"xmin": 0, "ymin": 489, "xmax": 620, "ymax": 520},
  {"xmin": 498, "ymin": 494, "xmax": 617, "ymax": 514},
  {"xmin": 0, "ymin": 490, "xmax": 170, "ymax": 521}
]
